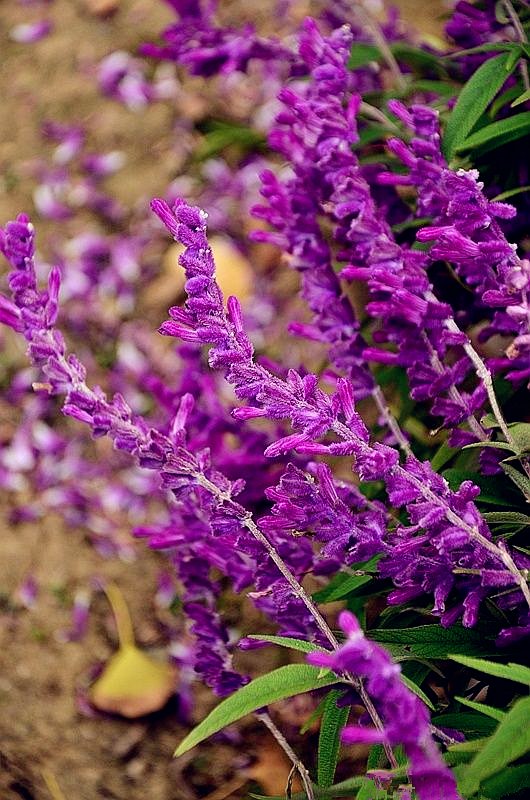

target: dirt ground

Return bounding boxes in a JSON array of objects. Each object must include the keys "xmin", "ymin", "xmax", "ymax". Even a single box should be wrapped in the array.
[{"xmin": 0, "ymin": 2, "xmax": 446, "ymax": 799}]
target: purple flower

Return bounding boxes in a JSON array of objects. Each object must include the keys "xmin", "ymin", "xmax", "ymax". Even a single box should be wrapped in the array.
[
  {"xmin": 308, "ymin": 611, "xmax": 461, "ymax": 800},
  {"xmin": 10, "ymin": 20, "xmax": 52, "ymax": 44},
  {"xmin": 140, "ymin": 0, "xmax": 298, "ymax": 79}
]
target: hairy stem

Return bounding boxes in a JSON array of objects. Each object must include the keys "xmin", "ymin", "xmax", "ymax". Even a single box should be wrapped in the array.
[
  {"xmin": 258, "ymin": 711, "xmax": 315, "ymax": 800},
  {"xmin": 352, "ymin": 1, "xmax": 407, "ymax": 92}
]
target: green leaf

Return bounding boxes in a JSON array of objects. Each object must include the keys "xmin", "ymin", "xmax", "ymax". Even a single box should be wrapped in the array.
[
  {"xmin": 442, "ymin": 52, "xmax": 520, "ymax": 159},
  {"xmin": 245, "ymin": 634, "xmax": 326, "ymax": 654},
  {"xmin": 454, "ymin": 696, "xmax": 506, "ymax": 722},
  {"xmin": 482, "ymin": 511, "xmax": 530, "ymax": 525},
  {"xmin": 446, "ymin": 736, "xmax": 489, "ymax": 762},
  {"xmin": 505, "ymin": 44, "xmax": 524, "ymax": 72},
  {"xmin": 463, "ymin": 440, "xmax": 516, "ymax": 452},
  {"xmin": 481, "ymin": 413, "xmax": 502, "ymax": 429},
  {"xmin": 403, "ymin": 79, "xmax": 458, "ymax": 98},
  {"xmin": 174, "ymin": 664, "xmax": 339, "ymax": 756},
  {"xmin": 317, "ymin": 690, "xmax": 350, "ymax": 788},
  {"xmin": 354, "ymin": 122, "xmax": 390, "ymax": 148},
  {"xmin": 501, "ymin": 462, "xmax": 530, "ymax": 499},
  {"xmin": 313, "ymin": 574, "xmax": 373, "ymax": 603},
  {"xmin": 348, "ymin": 43, "xmax": 381, "ymax": 70},
  {"xmin": 511, "ymin": 87, "xmax": 530, "ymax": 107},
  {"xmin": 443, "ymin": 43, "xmax": 513, "ymax": 59},
  {"xmin": 400, "ymin": 674, "xmax": 435, "ymax": 710},
  {"xmin": 458, "ymin": 696, "xmax": 530, "ymax": 795},
  {"xmin": 491, "ymin": 184, "xmax": 530, "ymax": 202},
  {"xmin": 443, "ymin": 469, "xmax": 518, "ymax": 506},
  {"xmin": 369, "ymin": 625, "xmax": 497, "ymax": 659},
  {"xmin": 448, "ymin": 655, "xmax": 530, "ymax": 686},
  {"xmin": 454, "ymin": 112, "xmax": 530, "ymax": 155},
  {"xmin": 390, "ymin": 42, "xmax": 448, "ymax": 75},
  {"xmin": 490, "ymin": 84, "xmax": 525, "ymax": 119},
  {"xmin": 481, "ymin": 763, "xmax": 530, "ymax": 799},
  {"xmin": 432, "ymin": 711, "xmax": 499, "ymax": 738},
  {"xmin": 508, "ymin": 422, "xmax": 530, "ymax": 454},
  {"xmin": 430, "ymin": 440, "xmax": 458, "ymax": 472},
  {"xmin": 355, "ymin": 779, "xmax": 388, "ymax": 800}
]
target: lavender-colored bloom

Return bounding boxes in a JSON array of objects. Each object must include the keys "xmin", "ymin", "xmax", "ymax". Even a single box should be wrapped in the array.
[
  {"xmin": 42, "ymin": 121, "xmax": 85, "ymax": 165},
  {"xmin": 153, "ymin": 195, "xmax": 530, "ymax": 630},
  {"xmin": 10, "ymin": 19, "xmax": 52, "ymax": 44},
  {"xmin": 98, "ymin": 51, "xmax": 153, "ymax": 110},
  {"xmin": 140, "ymin": 0, "xmax": 298, "ymax": 79},
  {"xmin": 383, "ymin": 101, "xmax": 530, "ymax": 389},
  {"xmin": 251, "ymin": 20, "xmax": 491, "ymax": 437},
  {"xmin": 308, "ymin": 611, "xmax": 461, "ymax": 800},
  {"xmin": 15, "ymin": 574, "xmax": 38, "ymax": 608},
  {"xmin": 57, "ymin": 590, "xmax": 91, "ymax": 643},
  {"xmin": 259, "ymin": 462, "xmax": 389, "ymax": 567},
  {"xmin": 446, "ymin": 1, "xmax": 509, "ymax": 78}
]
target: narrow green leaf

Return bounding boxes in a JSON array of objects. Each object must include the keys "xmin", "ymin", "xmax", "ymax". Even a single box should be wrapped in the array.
[
  {"xmin": 490, "ymin": 84, "xmax": 525, "ymax": 118},
  {"xmin": 401, "ymin": 79, "xmax": 458, "ymax": 98},
  {"xmin": 454, "ymin": 111, "xmax": 530, "ymax": 155},
  {"xmin": 348, "ymin": 43, "xmax": 381, "ymax": 70},
  {"xmin": 449, "ymin": 654, "xmax": 530, "ymax": 686},
  {"xmin": 355, "ymin": 779, "xmax": 388, "ymax": 800},
  {"xmin": 454, "ymin": 696, "xmax": 506, "ymax": 722},
  {"xmin": 245, "ymin": 634, "xmax": 326, "ymax": 654},
  {"xmin": 430, "ymin": 440, "xmax": 458, "ymax": 472},
  {"xmin": 317, "ymin": 690, "xmax": 350, "ymax": 788},
  {"xmin": 511, "ymin": 87, "xmax": 530, "ymax": 107},
  {"xmin": 443, "ymin": 43, "xmax": 513, "ymax": 59},
  {"xmin": 442, "ymin": 52, "xmax": 520, "ymax": 158},
  {"xmin": 390, "ymin": 42, "xmax": 447, "ymax": 75},
  {"xmin": 463, "ymin": 440, "xmax": 516, "ymax": 452},
  {"xmin": 505, "ymin": 45, "xmax": 524, "ymax": 72},
  {"xmin": 300, "ymin": 694, "xmax": 327, "ymax": 735},
  {"xmin": 443, "ymin": 469, "xmax": 517, "ymax": 506},
  {"xmin": 501, "ymin": 462, "xmax": 530, "ymax": 499},
  {"xmin": 481, "ymin": 413, "xmax": 502, "ymax": 429},
  {"xmin": 369, "ymin": 624, "xmax": 496, "ymax": 659},
  {"xmin": 491, "ymin": 184, "xmax": 530, "ymax": 201},
  {"xmin": 481, "ymin": 763, "xmax": 530, "ymax": 798},
  {"xmin": 483, "ymin": 511, "xmax": 530, "ymax": 525},
  {"xmin": 508, "ymin": 422, "xmax": 530, "ymax": 454},
  {"xmin": 432, "ymin": 711, "xmax": 499, "ymax": 738},
  {"xmin": 174, "ymin": 664, "xmax": 339, "ymax": 757},
  {"xmin": 314, "ymin": 574, "xmax": 372, "ymax": 603},
  {"xmin": 400, "ymin": 674, "xmax": 435, "ymax": 710},
  {"xmin": 447, "ymin": 737, "xmax": 489, "ymax": 756},
  {"xmin": 458, "ymin": 696, "xmax": 530, "ymax": 795}
]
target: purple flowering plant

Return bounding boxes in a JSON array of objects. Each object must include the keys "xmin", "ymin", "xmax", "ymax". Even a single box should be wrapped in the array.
[{"xmin": 3, "ymin": 1, "xmax": 530, "ymax": 798}]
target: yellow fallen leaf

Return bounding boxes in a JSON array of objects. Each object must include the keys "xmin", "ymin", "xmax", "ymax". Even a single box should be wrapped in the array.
[
  {"xmin": 90, "ymin": 642, "xmax": 176, "ymax": 718},
  {"xmin": 149, "ymin": 236, "xmax": 254, "ymax": 306}
]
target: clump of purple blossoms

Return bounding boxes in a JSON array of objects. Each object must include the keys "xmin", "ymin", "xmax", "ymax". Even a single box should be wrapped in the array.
[
  {"xmin": 4, "ymin": 1, "xmax": 530, "ymax": 796},
  {"xmin": 309, "ymin": 611, "xmax": 461, "ymax": 800}
]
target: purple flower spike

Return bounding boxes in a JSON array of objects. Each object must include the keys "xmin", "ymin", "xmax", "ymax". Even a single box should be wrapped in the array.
[{"xmin": 308, "ymin": 611, "xmax": 461, "ymax": 800}]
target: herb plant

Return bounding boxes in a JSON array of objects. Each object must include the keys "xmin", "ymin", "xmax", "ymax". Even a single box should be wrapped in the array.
[{"xmin": 2, "ymin": 1, "xmax": 530, "ymax": 798}]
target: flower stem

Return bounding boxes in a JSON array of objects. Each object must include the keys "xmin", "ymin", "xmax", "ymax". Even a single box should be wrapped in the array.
[{"xmin": 258, "ymin": 711, "xmax": 315, "ymax": 800}]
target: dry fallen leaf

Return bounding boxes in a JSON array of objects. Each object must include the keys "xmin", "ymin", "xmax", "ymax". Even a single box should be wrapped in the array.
[
  {"xmin": 90, "ymin": 643, "xmax": 176, "ymax": 718},
  {"xmin": 89, "ymin": 583, "xmax": 176, "ymax": 718},
  {"xmin": 243, "ymin": 738, "xmax": 302, "ymax": 796},
  {"xmin": 145, "ymin": 236, "xmax": 254, "ymax": 311}
]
